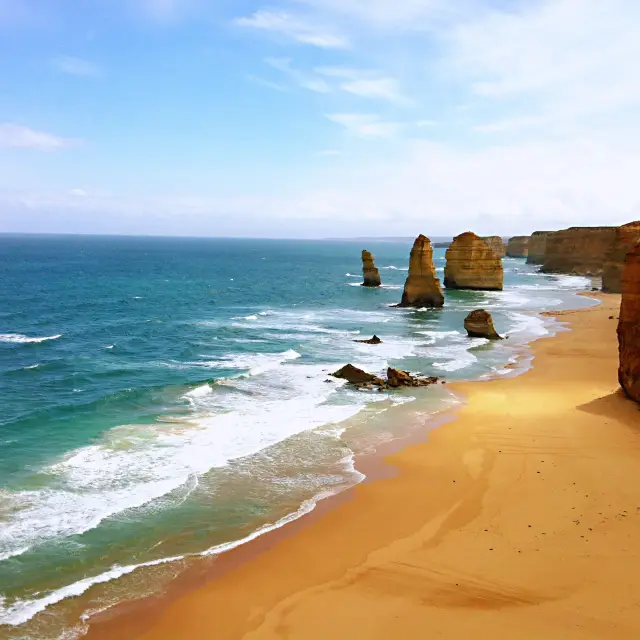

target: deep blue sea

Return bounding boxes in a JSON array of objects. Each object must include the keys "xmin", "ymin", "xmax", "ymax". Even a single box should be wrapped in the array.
[{"xmin": 0, "ymin": 235, "xmax": 596, "ymax": 638}]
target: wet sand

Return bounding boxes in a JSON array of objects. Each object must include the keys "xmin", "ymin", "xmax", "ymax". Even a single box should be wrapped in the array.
[{"xmin": 89, "ymin": 294, "xmax": 640, "ymax": 640}]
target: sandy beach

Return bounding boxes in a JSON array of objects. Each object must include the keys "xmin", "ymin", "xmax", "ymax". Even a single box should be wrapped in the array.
[{"xmin": 88, "ymin": 293, "xmax": 640, "ymax": 640}]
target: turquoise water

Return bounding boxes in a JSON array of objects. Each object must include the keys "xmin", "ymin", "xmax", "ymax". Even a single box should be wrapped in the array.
[{"xmin": 0, "ymin": 235, "xmax": 595, "ymax": 638}]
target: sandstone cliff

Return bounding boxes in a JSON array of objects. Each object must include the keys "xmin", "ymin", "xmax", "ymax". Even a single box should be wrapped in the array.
[
  {"xmin": 361, "ymin": 250, "xmax": 381, "ymax": 287},
  {"xmin": 482, "ymin": 236, "xmax": 506, "ymax": 258},
  {"xmin": 506, "ymin": 236, "xmax": 530, "ymax": 258},
  {"xmin": 444, "ymin": 232, "xmax": 504, "ymax": 291},
  {"xmin": 618, "ymin": 242, "xmax": 640, "ymax": 403},
  {"xmin": 464, "ymin": 309, "xmax": 502, "ymax": 339},
  {"xmin": 398, "ymin": 235, "xmax": 444, "ymax": 308},
  {"xmin": 541, "ymin": 227, "xmax": 616, "ymax": 275},
  {"xmin": 602, "ymin": 222, "xmax": 640, "ymax": 293},
  {"xmin": 527, "ymin": 231, "xmax": 554, "ymax": 264}
]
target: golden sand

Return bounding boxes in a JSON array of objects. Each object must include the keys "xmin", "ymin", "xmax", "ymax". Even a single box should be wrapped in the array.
[{"xmin": 90, "ymin": 294, "xmax": 640, "ymax": 639}]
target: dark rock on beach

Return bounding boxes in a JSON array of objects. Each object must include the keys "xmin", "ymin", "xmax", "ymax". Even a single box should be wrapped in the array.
[
  {"xmin": 464, "ymin": 309, "xmax": 503, "ymax": 340},
  {"xmin": 354, "ymin": 335, "xmax": 382, "ymax": 344},
  {"xmin": 332, "ymin": 364, "xmax": 440, "ymax": 390}
]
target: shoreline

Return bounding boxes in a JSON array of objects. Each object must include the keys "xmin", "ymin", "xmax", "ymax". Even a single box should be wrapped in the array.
[{"xmin": 82, "ymin": 293, "xmax": 640, "ymax": 640}]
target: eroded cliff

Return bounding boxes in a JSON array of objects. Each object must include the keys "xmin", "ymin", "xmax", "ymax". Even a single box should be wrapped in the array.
[
  {"xmin": 444, "ymin": 232, "xmax": 503, "ymax": 291},
  {"xmin": 541, "ymin": 227, "xmax": 616, "ymax": 275},
  {"xmin": 618, "ymin": 242, "xmax": 640, "ymax": 403},
  {"xmin": 398, "ymin": 235, "xmax": 444, "ymax": 308}
]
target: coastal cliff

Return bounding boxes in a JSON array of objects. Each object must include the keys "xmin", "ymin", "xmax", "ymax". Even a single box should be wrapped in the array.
[
  {"xmin": 398, "ymin": 235, "xmax": 444, "ymax": 307},
  {"xmin": 602, "ymin": 222, "xmax": 640, "ymax": 293},
  {"xmin": 541, "ymin": 227, "xmax": 616, "ymax": 275},
  {"xmin": 482, "ymin": 236, "xmax": 506, "ymax": 258},
  {"xmin": 618, "ymin": 242, "xmax": 640, "ymax": 403},
  {"xmin": 506, "ymin": 236, "xmax": 530, "ymax": 258},
  {"xmin": 361, "ymin": 250, "xmax": 381, "ymax": 287},
  {"xmin": 444, "ymin": 232, "xmax": 504, "ymax": 291},
  {"xmin": 527, "ymin": 231, "xmax": 554, "ymax": 264}
]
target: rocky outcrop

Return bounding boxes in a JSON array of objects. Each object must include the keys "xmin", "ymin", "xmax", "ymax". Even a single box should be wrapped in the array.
[
  {"xmin": 527, "ymin": 231, "xmax": 554, "ymax": 264},
  {"xmin": 354, "ymin": 335, "xmax": 382, "ymax": 344},
  {"xmin": 361, "ymin": 250, "xmax": 381, "ymax": 287},
  {"xmin": 618, "ymin": 242, "xmax": 640, "ymax": 403},
  {"xmin": 398, "ymin": 235, "xmax": 445, "ymax": 308},
  {"xmin": 386, "ymin": 368, "xmax": 440, "ymax": 388},
  {"xmin": 506, "ymin": 236, "xmax": 530, "ymax": 258},
  {"xmin": 332, "ymin": 364, "xmax": 384, "ymax": 387},
  {"xmin": 541, "ymin": 227, "xmax": 616, "ymax": 275},
  {"xmin": 482, "ymin": 236, "xmax": 506, "ymax": 258},
  {"xmin": 602, "ymin": 222, "xmax": 640, "ymax": 293},
  {"xmin": 444, "ymin": 232, "xmax": 504, "ymax": 291},
  {"xmin": 464, "ymin": 309, "xmax": 502, "ymax": 339},
  {"xmin": 331, "ymin": 364, "xmax": 441, "ymax": 390}
]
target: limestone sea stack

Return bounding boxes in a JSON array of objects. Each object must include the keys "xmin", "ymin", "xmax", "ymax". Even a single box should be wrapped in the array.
[
  {"xmin": 464, "ymin": 309, "xmax": 502, "ymax": 339},
  {"xmin": 444, "ymin": 232, "xmax": 504, "ymax": 291},
  {"xmin": 482, "ymin": 236, "xmax": 506, "ymax": 258},
  {"xmin": 361, "ymin": 250, "xmax": 381, "ymax": 287},
  {"xmin": 398, "ymin": 235, "xmax": 444, "ymax": 308},
  {"xmin": 618, "ymin": 242, "xmax": 640, "ymax": 403},
  {"xmin": 602, "ymin": 222, "xmax": 640, "ymax": 293},
  {"xmin": 527, "ymin": 231, "xmax": 554, "ymax": 264},
  {"xmin": 506, "ymin": 236, "xmax": 530, "ymax": 258},
  {"xmin": 541, "ymin": 227, "xmax": 616, "ymax": 275}
]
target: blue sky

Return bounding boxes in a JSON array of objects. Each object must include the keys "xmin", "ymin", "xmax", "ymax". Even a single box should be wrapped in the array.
[{"xmin": 1, "ymin": 0, "xmax": 639, "ymax": 237}]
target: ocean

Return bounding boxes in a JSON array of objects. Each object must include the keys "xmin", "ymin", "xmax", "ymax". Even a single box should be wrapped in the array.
[{"xmin": 0, "ymin": 234, "xmax": 596, "ymax": 639}]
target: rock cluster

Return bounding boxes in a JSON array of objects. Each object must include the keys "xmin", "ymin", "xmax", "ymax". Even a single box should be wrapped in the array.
[
  {"xmin": 332, "ymin": 365, "xmax": 440, "ymax": 390},
  {"xmin": 398, "ymin": 235, "xmax": 445, "ymax": 308},
  {"xmin": 444, "ymin": 232, "xmax": 504, "ymax": 291},
  {"xmin": 354, "ymin": 335, "xmax": 382, "ymax": 344},
  {"xmin": 618, "ymin": 242, "xmax": 640, "ymax": 403},
  {"xmin": 361, "ymin": 250, "xmax": 381, "ymax": 287},
  {"xmin": 506, "ymin": 236, "xmax": 530, "ymax": 258},
  {"xmin": 602, "ymin": 222, "xmax": 640, "ymax": 293},
  {"xmin": 541, "ymin": 227, "xmax": 616, "ymax": 275},
  {"xmin": 464, "ymin": 309, "xmax": 502, "ymax": 339},
  {"xmin": 482, "ymin": 236, "xmax": 506, "ymax": 258},
  {"xmin": 526, "ymin": 231, "xmax": 554, "ymax": 265}
]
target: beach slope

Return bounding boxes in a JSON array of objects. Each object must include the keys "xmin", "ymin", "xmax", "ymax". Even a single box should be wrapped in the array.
[{"xmin": 95, "ymin": 294, "xmax": 640, "ymax": 640}]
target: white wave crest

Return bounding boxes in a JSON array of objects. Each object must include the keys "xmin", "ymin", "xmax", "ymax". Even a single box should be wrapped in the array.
[{"xmin": 0, "ymin": 333, "xmax": 61, "ymax": 344}]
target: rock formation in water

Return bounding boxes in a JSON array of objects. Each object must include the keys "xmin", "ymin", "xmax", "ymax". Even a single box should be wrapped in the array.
[
  {"xmin": 444, "ymin": 232, "xmax": 504, "ymax": 291},
  {"xmin": 354, "ymin": 335, "xmax": 382, "ymax": 344},
  {"xmin": 361, "ymin": 250, "xmax": 381, "ymax": 287},
  {"xmin": 332, "ymin": 364, "xmax": 384, "ymax": 387},
  {"xmin": 506, "ymin": 236, "xmax": 530, "ymax": 258},
  {"xmin": 386, "ymin": 368, "xmax": 440, "ymax": 388},
  {"xmin": 482, "ymin": 236, "xmax": 506, "ymax": 258},
  {"xmin": 332, "ymin": 364, "xmax": 441, "ymax": 389},
  {"xmin": 541, "ymin": 227, "xmax": 616, "ymax": 275},
  {"xmin": 602, "ymin": 222, "xmax": 640, "ymax": 293},
  {"xmin": 618, "ymin": 242, "xmax": 640, "ymax": 403},
  {"xmin": 398, "ymin": 235, "xmax": 445, "ymax": 308},
  {"xmin": 464, "ymin": 309, "xmax": 502, "ymax": 339},
  {"xmin": 526, "ymin": 231, "xmax": 554, "ymax": 265}
]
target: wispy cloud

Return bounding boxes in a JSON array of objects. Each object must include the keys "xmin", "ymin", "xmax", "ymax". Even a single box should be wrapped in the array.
[
  {"xmin": 0, "ymin": 123, "xmax": 80, "ymax": 150},
  {"xmin": 246, "ymin": 74, "xmax": 289, "ymax": 92},
  {"xmin": 326, "ymin": 113, "xmax": 403, "ymax": 138},
  {"xmin": 52, "ymin": 55, "xmax": 101, "ymax": 77},
  {"xmin": 315, "ymin": 66, "xmax": 408, "ymax": 104},
  {"xmin": 473, "ymin": 115, "xmax": 549, "ymax": 133},
  {"xmin": 266, "ymin": 58, "xmax": 331, "ymax": 93},
  {"xmin": 234, "ymin": 10, "xmax": 349, "ymax": 48}
]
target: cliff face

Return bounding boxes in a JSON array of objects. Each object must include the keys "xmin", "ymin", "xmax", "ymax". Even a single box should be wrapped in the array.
[
  {"xmin": 618, "ymin": 242, "xmax": 640, "ymax": 403},
  {"xmin": 506, "ymin": 236, "xmax": 530, "ymax": 258},
  {"xmin": 398, "ymin": 235, "xmax": 444, "ymax": 308},
  {"xmin": 527, "ymin": 231, "xmax": 554, "ymax": 264},
  {"xmin": 361, "ymin": 250, "xmax": 381, "ymax": 287},
  {"xmin": 482, "ymin": 236, "xmax": 506, "ymax": 258},
  {"xmin": 602, "ymin": 222, "xmax": 640, "ymax": 293},
  {"xmin": 541, "ymin": 227, "xmax": 616, "ymax": 275},
  {"xmin": 444, "ymin": 232, "xmax": 504, "ymax": 291}
]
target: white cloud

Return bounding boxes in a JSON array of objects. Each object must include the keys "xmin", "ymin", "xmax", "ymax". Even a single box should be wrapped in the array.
[
  {"xmin": 341, "ymin": 77, "xmax": 408, "ymax": 104},
  {"xmin": 234, "ymin": 10, "xmax": 348, "ymax": 48},
  {"xmin": 473, "ymin": 115, "xmax": 549, "ymax": 133},
  {"xmin": 0, "ymin": 123, "xmax": 79, "ymax": 150},
  {"xmin": 52, "ymin": 55, "xmax": 100, "ymax": 77},
  {"xmin": 246, "ymin": 74, "xmax": 289, "ymax": 92},
  {"xmin": 326, "ymin": 113, "xmax": 403, "ymax": 138},
  {"xmin": 266, "ymin": 57, "xmax": 331, "ymax": 93}
]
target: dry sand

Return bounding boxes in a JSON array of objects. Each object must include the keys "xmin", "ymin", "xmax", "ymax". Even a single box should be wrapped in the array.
[{"xmin": 91, "ymin": 294, "xmax": 640, "ymax": 639}]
